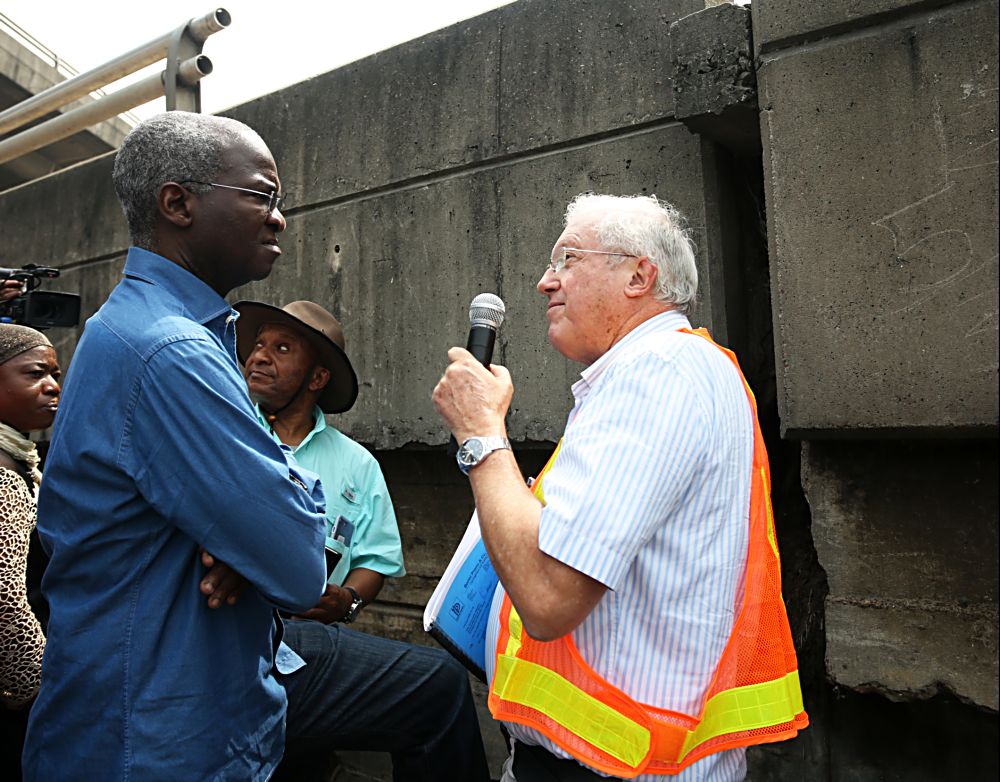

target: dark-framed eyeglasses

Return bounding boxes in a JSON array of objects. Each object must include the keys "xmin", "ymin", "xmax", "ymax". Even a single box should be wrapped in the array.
[
  {"xmin": 181, "ymin": 180, "xmax": 285, "ymax": 216},
  {"xmin": 546, "ymin": 246, "xmax": 635, "ymax": 275}
]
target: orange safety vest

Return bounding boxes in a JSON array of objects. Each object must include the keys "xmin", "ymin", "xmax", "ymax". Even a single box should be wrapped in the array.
[{"xmin": 488, "ymin": 328, "xmax": 807, "ymax": 778}]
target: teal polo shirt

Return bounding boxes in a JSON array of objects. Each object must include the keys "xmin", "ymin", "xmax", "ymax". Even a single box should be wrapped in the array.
[{"xmin": 257, "ymin": 406, "xmax": 405, "ymax": 585}]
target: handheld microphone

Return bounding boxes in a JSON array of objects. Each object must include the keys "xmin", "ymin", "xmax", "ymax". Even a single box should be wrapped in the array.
[
  {"xmin": 447, "ymin": 293, "xmax": 506, "ymax": 456},
  {"xmin": 465, "ymin": 293, "xmax": 506, "ymax": 365}
]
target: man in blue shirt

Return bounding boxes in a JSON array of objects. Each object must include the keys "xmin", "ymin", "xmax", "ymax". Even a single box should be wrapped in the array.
[
  {"xmin": 23, "ymin": 112, "xmax": 328, "ymax": 781},
  {"xmin": 234, "ymin": 300, "xmax": 489, "ymax": 782}
]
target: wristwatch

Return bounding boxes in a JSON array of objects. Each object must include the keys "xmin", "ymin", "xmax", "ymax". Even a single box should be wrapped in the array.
[
  {"xmin": 456, "ymin": 436, "xmax": 511, "ymax": 475},
  {"xmin": 341, "ymin": 586, "xmax": 364, "ymax": 624}
]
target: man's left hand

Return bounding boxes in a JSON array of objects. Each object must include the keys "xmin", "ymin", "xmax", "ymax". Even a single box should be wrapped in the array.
[
  {"xmin": 295, "ymin": 584, "xmax": 351, "ymax": 623},
  {"xmin": 199, "ymin": 548, "xmax": 250, "ymax": 608},
  {"xmin": 1, "ymin": 279, "xmax": 24, "ymax": 302}
]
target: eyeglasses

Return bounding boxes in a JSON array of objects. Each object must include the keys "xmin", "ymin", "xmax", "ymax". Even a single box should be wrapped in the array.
[
  {"xmin": 546, "ymin": 247, "xmax": 634, "ymax": 275},
  {"xmin": 182, "ymin": 181, "xmax": 285, "ymax": 216}
]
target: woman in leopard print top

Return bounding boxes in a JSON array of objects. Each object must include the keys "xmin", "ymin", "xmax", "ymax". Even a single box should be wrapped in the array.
[
  {"xmin": 0, "ymin": 466, "xmax": 46, "ymax": 708},
  {"xmin": 0, "ymin": 324, "xmax": 61, "ymax": 709}
]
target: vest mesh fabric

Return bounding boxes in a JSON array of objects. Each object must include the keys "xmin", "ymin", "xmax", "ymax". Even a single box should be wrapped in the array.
[{"xmin": 489, "ymin": 329, "xmax": 807, "ymax": 777}]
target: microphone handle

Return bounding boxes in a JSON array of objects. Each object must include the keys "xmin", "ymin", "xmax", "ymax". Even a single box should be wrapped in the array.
[
  {"xmin": 466, "ymin": 324, "xmax": 496, "ymax": 366},
  {"xmin": 447, "ymin": 326, "xmax": 497, "ymax": 458}
]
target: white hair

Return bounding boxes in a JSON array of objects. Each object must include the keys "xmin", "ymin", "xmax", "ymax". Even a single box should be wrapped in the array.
[{"xmin": 565, "ymin": 193, "xmax": 698, "ymax": 314}]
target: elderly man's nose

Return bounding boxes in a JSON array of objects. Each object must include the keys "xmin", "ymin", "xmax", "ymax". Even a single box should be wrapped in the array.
[
  {"xmin": 537, "ymin": 268, "xmax": 559, "ymax": 293},
  {"xmin": 247, "ymin": 347, "xmax": 271, "ymax": 366}
]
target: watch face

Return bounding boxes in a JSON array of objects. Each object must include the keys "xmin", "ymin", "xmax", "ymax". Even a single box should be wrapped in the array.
[{"xmin": 459, "ymin": 438, "xmax": 485, "ymax": 465}]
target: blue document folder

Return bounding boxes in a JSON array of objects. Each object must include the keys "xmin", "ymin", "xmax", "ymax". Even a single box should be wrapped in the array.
[{"xmin": 423, "ymin": 512, "xmax": 498, "ymax": 682}]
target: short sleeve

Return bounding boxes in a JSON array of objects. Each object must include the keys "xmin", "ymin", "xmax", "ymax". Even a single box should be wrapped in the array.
[
  {"xmin": 345, "ymin": 457, "xmax": 405, "ymax": 578},
  {"xmin": 537, "ymin": 352, "xmax": 710, "ymax": 589}
]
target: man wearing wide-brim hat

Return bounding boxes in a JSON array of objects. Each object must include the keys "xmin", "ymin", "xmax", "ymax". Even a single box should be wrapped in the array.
[
  {"xmin": 233, "ymin": 299, "xmax": 486, "ymax": 780},
  {"xmin": 233, "ymin": 298, "xmax": 400, "ymax": 620}
]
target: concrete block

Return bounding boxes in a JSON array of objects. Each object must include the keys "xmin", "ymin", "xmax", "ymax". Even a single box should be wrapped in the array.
[
  {"xmin": 803, "ymin": 441, "xmax": 998, "ymax": 709},
  {"xmin": 496, "ymin": 0, "xmax": 702, "ymax": 154},
  {"xmin": 224, "ymin": 0, "xmax": 703, "ymax": 210},
  {"xmin": 759, "ymin": 0, "xmax": 999, "ymax": 434},
  {"xmin": 235, "ymin": 172, "xmax": 508, "ymax": 449},
  {"xmin": 752, "ymin": 0, "xmax": 953, "ymax": 52},
  {"xmin": 0, "ymin": 150, "xmax": 124, "ymax": 264},
  {"xmin": 224, "ymin": 14, "xmax": 502, "ymax": 208},
  {"xmin": 669, "ymin": 2, "xmax": 760, "ymax": 156}
]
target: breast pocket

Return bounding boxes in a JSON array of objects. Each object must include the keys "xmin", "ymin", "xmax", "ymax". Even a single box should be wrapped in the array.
[{"xmin": 324, "ymin": 484, "xmax": 361, "ymax": 581}]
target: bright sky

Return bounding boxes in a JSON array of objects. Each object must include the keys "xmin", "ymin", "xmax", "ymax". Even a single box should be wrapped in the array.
[{"xmin": 1, "ymin": 0, "xmax": 518, "ymax": 119}]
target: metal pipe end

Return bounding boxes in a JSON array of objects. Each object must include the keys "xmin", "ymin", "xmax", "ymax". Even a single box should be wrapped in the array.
[
  {"xmin": 177, "ymin": 55, "xmax": 213, "ymax": 85},
  {"xmin": 187, "ymin": 8, "xmax": 231, "ymax": 44}
]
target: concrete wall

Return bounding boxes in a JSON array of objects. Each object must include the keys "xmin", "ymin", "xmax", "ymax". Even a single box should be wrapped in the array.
[
  {"xmin": 755, "ymin": 0, "xmax": 998, "ymax": 436},
  {"xmin": 754, "ymin": 0, "xmax": 999, "ymax": 778},
  {"xmin": 2, "ymin": 0, "xmax": 997, "ymax": 779}
]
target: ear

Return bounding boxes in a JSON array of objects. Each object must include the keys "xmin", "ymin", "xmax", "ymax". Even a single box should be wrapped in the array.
[
  {"xmin": 157, "ymin": 182, "xmax": 195, "ymax": 229},
  {"xmin": 308, "ymin": 366, "xmax": 331, "ymax": 393},
  {"xmin": 624, "ymin": 256, "xmax": 658, "ymax": 299}
]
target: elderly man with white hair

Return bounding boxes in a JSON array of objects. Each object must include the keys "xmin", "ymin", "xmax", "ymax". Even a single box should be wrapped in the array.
[{"xmin": 434, "ymin": 193, "xmax": 807, "ymax": 782}]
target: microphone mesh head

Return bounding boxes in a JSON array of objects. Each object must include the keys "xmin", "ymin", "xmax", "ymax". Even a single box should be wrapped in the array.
[{"xmin": 469, "ymin": 293, "xmax": 506, "ymax": 330}]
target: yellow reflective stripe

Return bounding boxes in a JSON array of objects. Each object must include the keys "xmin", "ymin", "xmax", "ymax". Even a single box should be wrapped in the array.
[
  {"xmin": 532, "ymin": 440, "xmax": 562, "ymax": 505},
  {"xmin": 677, "ymin": 670, "xmax": 804, "ymax": 761},
  {"xmin": 504, "ymin": 605, "xmax": 524, "ymax": 657},
  {"xmin": 493, "ymin": 654, "xmax": 651, "ymax": 768},
  {"xmin": 760, "ymin": 466, "xmax": 780, "ymax": 564}
]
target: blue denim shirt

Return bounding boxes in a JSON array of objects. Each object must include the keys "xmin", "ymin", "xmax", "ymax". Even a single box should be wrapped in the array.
[{"xmin": 24, "ymin": 248, "xmax": 327, "ymax": 781}]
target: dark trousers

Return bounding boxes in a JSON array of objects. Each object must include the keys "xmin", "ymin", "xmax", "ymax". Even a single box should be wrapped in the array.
[
  {"xmin": 511, "ymin": 741, "xmax": 622, "ymax": 781},
  {"xmin": 275, "ymin": 619, "xmax": 490, "ymax": 782}
]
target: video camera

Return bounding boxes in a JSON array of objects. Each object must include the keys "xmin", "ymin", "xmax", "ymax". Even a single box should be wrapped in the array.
[{"xmin": 1, "ymin": 264, "xmax": 81, "ymax": 329}]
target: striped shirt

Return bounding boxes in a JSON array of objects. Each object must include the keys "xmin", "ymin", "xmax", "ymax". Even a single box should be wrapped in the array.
[{"xmin": 486, "ymin": 310, "xmax": 752, "ymax": 781}]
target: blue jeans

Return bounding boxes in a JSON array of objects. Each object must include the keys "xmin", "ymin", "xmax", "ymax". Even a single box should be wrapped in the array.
[{"xmin": 276, "ymin": 619, "xmax": 490, "ymax": 782}]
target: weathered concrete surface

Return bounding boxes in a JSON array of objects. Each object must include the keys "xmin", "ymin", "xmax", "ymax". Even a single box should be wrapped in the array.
[
  {"xmin": 209, "ymin": 124, "xmax": 726, "ymax": 449},
  {"xmin": 224, "ymin": 0, "xmax": 702, "ymax": 208},
  {"xmin": 803, "ymin": 440, "xmax": 998, "ymax": 709},
  {"xmin": 1, "ymin": 0, "xmax": 739, "ymax": 451},
  {"xmin": 758, "ymin": 0, "xmax": 999, "ymax": 435},
  {"xmin": 495, "ymin": 0, "xmax": 702, "ymax": 153},
  {"xmin": 669, "ymin": 3, "xmax": 760, "ymax": 156},
  {"xmin": 752, "ymin": 0, "xmax": 958, "ymax": 51}
]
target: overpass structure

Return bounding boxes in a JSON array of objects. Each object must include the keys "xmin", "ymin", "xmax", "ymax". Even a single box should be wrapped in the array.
[
  {"xmin": 0, "ymin": 1, "xmax": 996, "ymax": 779},
  {"xmin": 0, "ymin": 13, "xmax": 134, "ymax": 191}
]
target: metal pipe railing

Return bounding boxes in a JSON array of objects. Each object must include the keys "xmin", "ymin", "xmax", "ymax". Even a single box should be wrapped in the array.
[
  {"xmin": 0, "ymin": 56, "xmax": 213, "ymax": 166},
  {"xmin": 0, "ymin": 8, "xmax": 229, "ymax": 137}
]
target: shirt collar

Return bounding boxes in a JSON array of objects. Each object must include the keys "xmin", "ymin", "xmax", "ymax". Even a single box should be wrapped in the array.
[
  {"xmin": 123, "ymin": 247, "xmax": 233, "ymax": 326},
  {"xmin": 571, "ymin": 310, "xmax": 692, "ymax": 402},
  {"xmin": 255, "ymin": 404, "xmax": 326, "ymax": 453}
]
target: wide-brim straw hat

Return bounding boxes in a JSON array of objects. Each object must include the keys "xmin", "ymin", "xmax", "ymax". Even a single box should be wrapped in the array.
[{"xmin": 233, "ymin": 300, "xmax": 358, "ymax": 414}]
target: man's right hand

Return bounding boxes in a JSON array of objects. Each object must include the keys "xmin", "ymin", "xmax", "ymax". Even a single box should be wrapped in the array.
[
  {"xmin": 199, "ymin": 548, "xmax": 249, "ymax": 608},
  {"xmin": 432, "ymin": 346, "xmax": 514, "ymax": 444}
]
